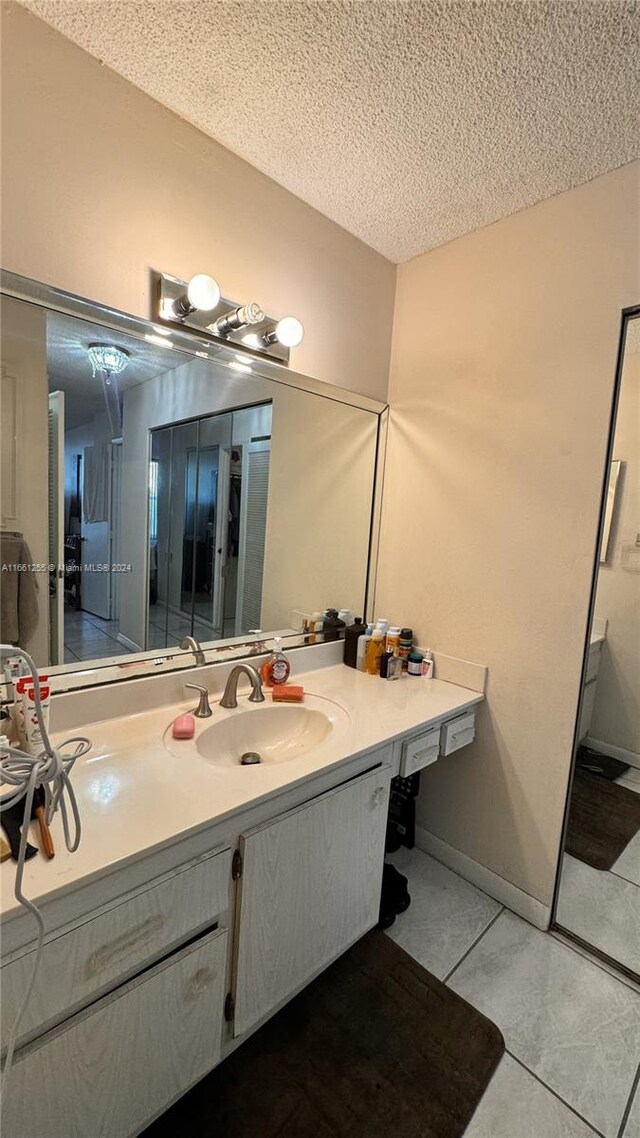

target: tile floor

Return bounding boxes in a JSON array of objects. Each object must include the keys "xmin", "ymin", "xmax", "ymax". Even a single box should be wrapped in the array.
[
  {"xmin": 556, "ymin": 767, "xmax": 640, "ymax": 978},
  {"xmin": 64, "ymin": 605, "xmax": 236, "ymax": 662},
  {"xmin": 387, "ymin": 847, "xmax": 640, "ymax": 1138},
  {"xmin": 63, "ymin": 609, "xmax": 135, "ymax": 663}
]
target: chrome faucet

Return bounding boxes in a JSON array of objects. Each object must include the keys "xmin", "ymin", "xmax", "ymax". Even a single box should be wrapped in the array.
[
  {"xmin": 220, "ymin": 664, "xmax": 265, "ymax": 710},
  {"xmin": 180, "ymin": 636, "xmax": 205, "ymax": 666},
  {"xmin": 185, "ymin": 683, "xmax": 212, "ymax": 718}
]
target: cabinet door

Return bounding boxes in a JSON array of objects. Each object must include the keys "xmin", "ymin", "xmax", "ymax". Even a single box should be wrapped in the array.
[
  {"xmin": 2, "ymin": 929, "xmax": 228, "ymax": 1138},
  {"xmin": 234, "ymin": 766, "xmax": 389, "ymax": 1037}
]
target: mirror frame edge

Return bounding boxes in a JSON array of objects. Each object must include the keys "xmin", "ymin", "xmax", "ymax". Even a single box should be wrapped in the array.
[
  {"xmin": 549, "ymin": 302, "xmax": 640, "ymax": 983},
  {"xmin": 0, "ymin": 270, "xmax": 389, "ymax": 695}
]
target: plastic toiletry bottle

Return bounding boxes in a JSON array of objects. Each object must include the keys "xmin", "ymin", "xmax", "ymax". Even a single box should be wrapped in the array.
[
  {"xmin": 261, "ymin": 638, "xmax": 291, "ymax": 687},
  {"xmin": 343, "ymin": 617, "xmax": 367, "ymax": 669},
  {"xmin": 386, "ymin": 626, "xmax": 401, "ymax": 656},
  {"xmin": 375, "ymin": 618, "xmax": 389, "ymax": 638},
  {"xmin": 380, "ymin": 650, "xmax": 394, "ymax": 679},
  {"xmin": 357, "ymin": 624, "xmax": 373, "ymax": 672},
  {"xmin": 366, "ymin": 627, "xmax": 385, "ymax": 676},
  {"xmin": 337, "ymin": 608, "xmax": 352, "ymax": 628},
  {"xmin": 16, "ymin": 674, "xmax": 51, "ymax": 754},
  {"xmin": 407, "ymin": 650, "xmax": 424, "ymax": 676},
  {"xmin": 421, "ymin": 650, "xmax": 434, "ymax": 679},
  {"xmin": 399, "ymin": 628, "xmax": 413, "ymax": 671},
  {"xmin": 322, "ymin": 609, "xmax": 346, "ymax": 642}
]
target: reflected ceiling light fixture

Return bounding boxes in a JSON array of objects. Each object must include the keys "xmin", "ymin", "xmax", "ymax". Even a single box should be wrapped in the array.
[
  {"xmin": 169, "ymin": 273, "xmax": 221, "ymax": 319},
  {"xmin": 87, "ymin": 343, "xmax": 130, "ymax": 441},
  {"xmin": 209, "ymin": 302, "xmax": 265, "ymax": 337},
  {"xmin": 263, "ymin": 316, "xmax": 304, "ymax": 349},
  {"xmin": 87, "ymin": 343, "xmax": 130, "ymax": 382}
]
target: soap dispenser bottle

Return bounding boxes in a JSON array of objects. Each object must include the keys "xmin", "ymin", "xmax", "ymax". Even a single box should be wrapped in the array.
[{"xmin": 261, "ymin": 637, "xmax": 291, "ymax": 687}]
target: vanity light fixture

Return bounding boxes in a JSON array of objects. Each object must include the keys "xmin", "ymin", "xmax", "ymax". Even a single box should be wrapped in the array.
[
  {"xmin": 168, "ymin": 273, "xmax": 221, "ymax": 319},
  {"xmin": 155, "ymin": 270, "xmax": 299, "ymax": 365},
  {"xmin": 263, "ymin": 316, "xmax": 304, "ymax": 349},
  {"xmin": 209, "ymin": 302, "xmax": 265, "ymax": 337}
]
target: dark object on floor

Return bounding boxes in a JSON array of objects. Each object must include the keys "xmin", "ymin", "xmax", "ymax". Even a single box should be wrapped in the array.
[
  {"xmin": 386, "ymin": 771, "xmax": 421, "ymax": 852},
  {"xmin": 1, "ymin": 802, "xmax": 38, "ymax": 861},
  {"xmin": 143, "ymin": 930, "xmax": 505, "ymax": 1138},
  {"xmin": 576, "ymin": 745, "xmax": 629, "ymax": 782},
  {"xmin": 566, "ymin": 769, "xmax": 640, "ymax": 870},
  {"xmin": 379, "ymin": 862, "xmax": 411, "ymax": 929}
]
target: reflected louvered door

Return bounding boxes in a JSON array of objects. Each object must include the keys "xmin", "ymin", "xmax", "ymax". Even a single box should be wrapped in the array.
[{"xmin": 236, "ymin": 440, "xmax": 270, "ymax": 634}]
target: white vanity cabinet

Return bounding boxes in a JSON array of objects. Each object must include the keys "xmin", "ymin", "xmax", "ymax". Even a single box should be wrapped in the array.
[
  {"xmin": 232, "ymin": 760, "xmax": 391, "ymax": 1037},
  {"xmin": 2, "ymin": 928, "xmax": 228, "ymax": 1138}
]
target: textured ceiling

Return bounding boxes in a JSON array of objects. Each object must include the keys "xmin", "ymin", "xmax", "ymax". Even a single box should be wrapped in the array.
[{"xmin": 21, "ymin": 0, "xmax": 640, "ymax": 262}]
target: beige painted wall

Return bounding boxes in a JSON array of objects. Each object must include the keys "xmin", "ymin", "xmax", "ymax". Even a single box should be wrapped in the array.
[
  {"xmin": 592, "ymin": 345, "xmax": 640, "ymax": 760},
  {"xmin": 376, "ymin": 162, "xmax": 640, "ymax": 910},
  {"xmin": 0, "ymin": 297, "xmax": 50, "ymax": 663},
  {"xmin": 0, "ymin": 3, "xmax": 395, "ymax": 403}
]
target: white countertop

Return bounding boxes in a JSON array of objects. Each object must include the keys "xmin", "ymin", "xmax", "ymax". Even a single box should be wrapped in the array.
[{"xmin": 1, "ymin": 665, "xmax": 482, "ymax": 923}]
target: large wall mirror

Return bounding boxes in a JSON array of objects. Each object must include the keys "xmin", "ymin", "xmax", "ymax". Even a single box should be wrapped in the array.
[
  {"xmin": 554, "ymin": 305, "xmax": 640, "ymax": 980},
  {"xmin": 0, "ymin": 274, "xmax": 386, "ymax": 686}
]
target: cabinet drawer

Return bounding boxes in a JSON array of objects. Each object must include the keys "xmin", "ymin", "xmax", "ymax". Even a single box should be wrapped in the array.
[
  {"xmin": 400, "ymin": 725, "xmax": 441, "ymax": 776},
  {"xmin": 2, "ymin": 928, "xmax": 228, "ymax": 1138},
  {"xmin": 1, "ymin": 847, "xmax": 230, "ymax": 1047},
  {"xmin": 585, "ymin": 641, "xmax": 602, "ymax": 684},
  {"xmin": 440, "ymin": 711, "xmax": 476, "ymax": 756}
]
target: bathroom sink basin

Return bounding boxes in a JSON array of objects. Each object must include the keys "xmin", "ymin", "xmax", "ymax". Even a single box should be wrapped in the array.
[
  {"xmin": 197, "ymin": 702, "xmax": 346, "ymax": 767},
  {"xmin": 164, "ymin": 695, "xmax": 350, "ymax": 768}
]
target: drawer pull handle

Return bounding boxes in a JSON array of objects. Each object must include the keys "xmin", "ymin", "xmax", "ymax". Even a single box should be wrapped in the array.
[{"xmin": 85, "ymin": 915, "xmax": 164, "ymax": 978}]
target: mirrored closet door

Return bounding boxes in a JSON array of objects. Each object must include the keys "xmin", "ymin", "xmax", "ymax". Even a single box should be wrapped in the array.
[{"xmin": 555, "ymin": 306, "xmax": 640, "ymax": 979}]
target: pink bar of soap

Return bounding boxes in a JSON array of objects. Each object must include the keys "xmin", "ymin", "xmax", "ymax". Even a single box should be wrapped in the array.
[{"xmin": 172, "ymin": 714, "xmax": 196, "ymax": 739}]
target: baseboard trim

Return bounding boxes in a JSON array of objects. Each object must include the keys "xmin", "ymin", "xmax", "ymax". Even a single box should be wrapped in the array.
[
  {"xmin": 414, "ymin": 825, "xmax": 551, "ymax": 931},
  {"xmin": 584, "ymin": 736, "xmax": 640, "ymax": 771}
]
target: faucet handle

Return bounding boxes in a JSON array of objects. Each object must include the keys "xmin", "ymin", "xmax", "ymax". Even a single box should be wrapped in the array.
[{"xmin": 185, "ymin": 683, "xmax": 212, "ymax": 718}]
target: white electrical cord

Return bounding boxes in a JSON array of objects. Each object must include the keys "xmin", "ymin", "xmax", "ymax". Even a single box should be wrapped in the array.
[{"xmin": 0, "ymin": 645, "xmax": 91, "ymax": 1089}]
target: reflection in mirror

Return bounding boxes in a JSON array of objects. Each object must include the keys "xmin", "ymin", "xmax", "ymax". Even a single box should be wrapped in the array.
[
  {"xmin": 0, "ymin": 289, "xmax": 382, "ymax": 675},
  {"xmin": 555, "ymin": 309, "xmax": 640, "ymax": 979}
]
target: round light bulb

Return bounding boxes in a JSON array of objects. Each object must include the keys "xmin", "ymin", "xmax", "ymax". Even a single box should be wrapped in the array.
[
  {"xmin": 186, "ymin": 273, "xmax": 220, "ymax": 311},
  {"xmin": 275, "ymin": 316, "xmax": 304, "ymax": 348}
]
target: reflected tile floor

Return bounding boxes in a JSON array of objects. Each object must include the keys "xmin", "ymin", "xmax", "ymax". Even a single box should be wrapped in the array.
[
  {"xmin": 63, "ymin": 610, "xmax": 136, "ymax": 662},
  {"xmin": 385, "ymin": 849, "xmax": 640, "ymax": 1138},
  {"xmin": 556, "ymin": 854, "xmax": 640, "ymax": 974}
]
